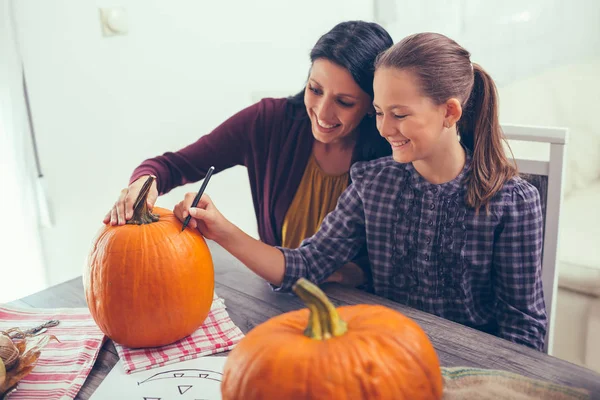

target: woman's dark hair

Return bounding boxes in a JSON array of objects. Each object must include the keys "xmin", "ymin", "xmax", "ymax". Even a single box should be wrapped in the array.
[
  {"xmin": 375, "ymin": 32, "xmax": 517, "ymax": 211},
  {"xmin": 288, "ymin": 21, "xmax": 393, "ymax": 162}
]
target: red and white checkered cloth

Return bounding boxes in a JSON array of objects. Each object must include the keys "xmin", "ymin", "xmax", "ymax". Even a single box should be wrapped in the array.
[
  {"xmin": 114, "ymin": 292, "xmax": 245, "ymax": 374},
  {"xmin": 0, "ymin": 305, "xmax": 105, "ymax": 399}
]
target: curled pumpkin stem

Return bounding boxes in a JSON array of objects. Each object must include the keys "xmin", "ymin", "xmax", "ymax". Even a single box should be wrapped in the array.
[
  {"xmin": 127, "ymin": 176, "xmax": 160, "ymax": 225},
  {"xmin": 292, "ymin": 278, "xmax": 347, "ymax": 340}
]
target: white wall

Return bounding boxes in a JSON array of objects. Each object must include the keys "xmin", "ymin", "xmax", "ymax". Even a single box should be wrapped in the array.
[
  {"xmin": 11, "ymin": 0, "xmax": 373, "ymax": 287},
  {"xmin": 0, "ymin": 0, "xmax": 46, "ymax": 302},
  {"xmin": 380, "ymin": 0, "xmax": 600, "ymax": 86}
]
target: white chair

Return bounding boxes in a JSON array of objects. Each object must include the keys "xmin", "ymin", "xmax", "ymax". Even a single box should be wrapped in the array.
[{"xmin": 502, "ymin": 123, "xmax": 569, "ymax": 355}]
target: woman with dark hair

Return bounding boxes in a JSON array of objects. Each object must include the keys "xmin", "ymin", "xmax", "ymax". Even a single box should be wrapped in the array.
[
  {"xmin": 175, "ymin": 32, "xmax": 548, "ymax": 351},
  {"xmin": 105, "ymin": 21, "xmax": 393, "ymax": 286}
]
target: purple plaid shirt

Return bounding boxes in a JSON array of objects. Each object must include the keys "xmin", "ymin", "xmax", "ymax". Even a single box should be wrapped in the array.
[{"xmin": 277, "ymin": 154, "xmax": 547, "ymax": 350}]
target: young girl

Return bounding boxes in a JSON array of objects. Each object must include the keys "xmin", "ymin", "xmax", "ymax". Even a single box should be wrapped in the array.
[{"xmin": 174, "ymin": 33, "xmax": 548, "ymax": 351}]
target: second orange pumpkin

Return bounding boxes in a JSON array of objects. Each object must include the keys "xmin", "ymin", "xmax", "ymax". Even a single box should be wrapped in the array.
[{"xmin": 221, "ymin": 278, "xmax": 443, "ymax": 399}]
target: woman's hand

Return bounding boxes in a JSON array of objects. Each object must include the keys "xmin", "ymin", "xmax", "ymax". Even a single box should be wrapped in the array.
[
  {"xmin": 103, "ymin": 175, "xmax": 158, "ymax": 225},
  {"xmin": 173, "ymin": 193, "xmax": 234, "ymax": 242}
]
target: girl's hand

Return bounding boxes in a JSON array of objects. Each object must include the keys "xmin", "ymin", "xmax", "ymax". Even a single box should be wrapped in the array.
[
  {"xmin": 103, "ymin": 175, "xmax": 158, "ymax": 225},
  {"xmin": 173, "ymin": 193, "xmax": 234, "ymax": 242},
  {"xmin": 175, "ymin": 193, "xmax": 286, "ymax": 286},
  {"xmin": 324, "ymin": 262, "xmax": 366, "ymax": 287}
]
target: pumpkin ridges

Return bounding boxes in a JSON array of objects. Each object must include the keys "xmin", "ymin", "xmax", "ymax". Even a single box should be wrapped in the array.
[
  {"xmin": 223, "ymin": 330, "xmax": 273, "ymax": 398},
  {"xmin": 345, "ymin": 306, "xmax": 443, "ymax": 399},
  {"xmin": 339, "ymin": 330, "xmax": 383, "ymax": 399},
  {"xmin": 340, "ymin": 305, "xmax": 443, "ymax": 399},
  {"xmin": 370, "ymin": 332, "xmax": 437, "ymax": 399},
  {"xmin": 308, "ymin": 334, "xmax": 347, "ymax": 398},
  {"xmin": 356, "ymin": 335, "xmax": 395, "ymax": 399},
  {"xmin": 225, "ymin": 327, "xmax": 316, "ymax": 399},
  {"xmin": 273, "ymin": 334, "xmax": 314, "ymax": 397},
  {"xmin": 313, "ymin": 322, "xmax": 422, "ymax": 400}
]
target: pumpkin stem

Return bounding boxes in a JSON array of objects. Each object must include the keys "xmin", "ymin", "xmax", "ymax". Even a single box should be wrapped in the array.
[
  {"xmin": 292, "ymin": 278, "xmax": 347, "ymax": 340},
  {"xmin": 127, "ymin": 176, "xmax": 160, "ymax": 225}
]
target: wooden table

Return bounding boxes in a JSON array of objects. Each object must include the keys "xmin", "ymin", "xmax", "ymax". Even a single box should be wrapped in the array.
[{"xmin": 11, "ymin": 243, "xmax": 600, "ymax": 398}]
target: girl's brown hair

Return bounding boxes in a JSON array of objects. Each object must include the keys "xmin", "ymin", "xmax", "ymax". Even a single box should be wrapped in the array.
[{"xmin": 375, "ymin": 33, "xmax": 516, "ymax": 211}]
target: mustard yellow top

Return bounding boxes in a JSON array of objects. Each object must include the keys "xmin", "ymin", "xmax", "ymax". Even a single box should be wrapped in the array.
[{"xmin": 281, "ymin": 154, "xmax": 350, "ymax": 248}]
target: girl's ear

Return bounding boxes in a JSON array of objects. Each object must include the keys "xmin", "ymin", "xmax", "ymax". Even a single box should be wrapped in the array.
[{"xmin": 444, "ymin": 98, "xmax": 462, "ymax": 128}]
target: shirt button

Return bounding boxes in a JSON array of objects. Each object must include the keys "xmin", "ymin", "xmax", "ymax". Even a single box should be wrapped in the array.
[
  {"xmin": 425, "ymin": 255, "xmax": 430, "ymax": 261},
  {"xmin": 428, "ymin": 220, "xmax": 433, "ymax": 226},
  {"xmin": 430, "ymin": 203, "xmax": 435, "ymax": 210},
  {"xmin": 426, "ymin": 236, "xmax": 431, "ymax": 243},
  {"xmin": 432, "ymin": 187, "xmax": 438, "ymax": 193}
]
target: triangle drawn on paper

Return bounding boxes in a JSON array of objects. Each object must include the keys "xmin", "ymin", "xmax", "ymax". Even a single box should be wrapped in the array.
[
  {"xmin": 178, "ymin": 385, "xmax": 193, "ymax": 394},
  {"xmin": 174, "ymin": 373, "xmax": 184, "ymax": 378}
]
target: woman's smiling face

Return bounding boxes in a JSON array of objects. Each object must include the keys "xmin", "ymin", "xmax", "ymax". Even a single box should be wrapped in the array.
[{"xmin": 304, "ymin": 58, "xmax": 372, "ymax": 145}]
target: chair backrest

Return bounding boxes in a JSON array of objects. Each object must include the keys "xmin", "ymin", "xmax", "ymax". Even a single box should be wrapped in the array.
[{"xmin": 502, "ymin": 123, "xmax": 568, "ymax": 355}]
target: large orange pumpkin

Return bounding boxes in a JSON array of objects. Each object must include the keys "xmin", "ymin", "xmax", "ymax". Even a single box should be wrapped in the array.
[
  {"xmin": 221, "ymin": 278, "xmax": 443, "ymax": 400},
  {"xmin": 84, "ymin": 177, "xmax": 214, "ymax": 348}
]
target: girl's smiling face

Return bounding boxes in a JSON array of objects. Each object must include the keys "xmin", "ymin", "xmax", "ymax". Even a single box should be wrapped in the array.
[{"xmin": 373, "ymin": 67, "xmax": 450, "ymax": 164}]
